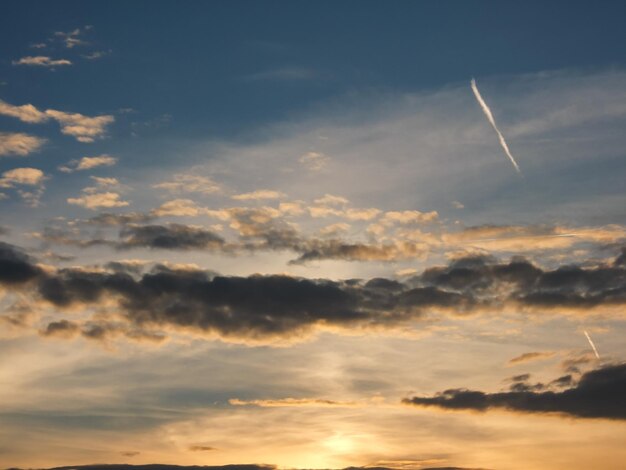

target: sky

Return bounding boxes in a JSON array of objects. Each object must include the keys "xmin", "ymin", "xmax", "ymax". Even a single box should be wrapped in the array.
[{"xmin": 1, "ymin": 1, "xmax": 626, "ymax": 469}]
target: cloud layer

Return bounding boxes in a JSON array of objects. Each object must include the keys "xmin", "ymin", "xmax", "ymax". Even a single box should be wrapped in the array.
[{"xmin": 404, "ymin": 363, "xmax": 626, "ymax": 420}]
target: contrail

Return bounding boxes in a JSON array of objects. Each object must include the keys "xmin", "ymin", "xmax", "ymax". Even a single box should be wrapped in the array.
[
  {"xmin": 583, "ymin": 330, "xmax": 601, "ymax": 359},
  {"xmin": 470, "ymin": 78, "xmax": 522, "ymax": 175}
]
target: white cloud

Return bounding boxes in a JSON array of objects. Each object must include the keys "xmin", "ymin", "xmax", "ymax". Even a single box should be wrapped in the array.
[
  {"xmin": 0, "ymin": 100, "xmax": 114, "ymax": 143},
  {"xmin": 0, "ymin": 167, "xmax": 47, "ymax": 206},
  {"xmin": 67, "ymin": 192, "xmax": 129, "ymax": 210},
  {"xmin": 0, "ymin": 133, "xmax": 46, "ymax": 157},
  {"xmin": 232, "ymin": 189, "xmax": 286, "ymax": 201},
  {"xmin": 0, "ymin": 167, "xmax": 46, "ymax": 187},
  {"xmin": 54, "ymin": 28, "xmax": 87, "ymax": 49},
  {"xmin": 44, "ymin": 110, "xmax": 115, "ymax": 142},
  {"xmin": 0, "ymin": 100, "xmax": 48, "ymax": 123},
  {"xmin": 59, "ymin": 155, "xmax": 118, "ymax": 173},
  {"xmin": 314, "ymin": 194, "xmax": 349, "ymax": 206},
  {"xmin": 12, "ymin": 56, "xmax": 72, "ymax": 67}
]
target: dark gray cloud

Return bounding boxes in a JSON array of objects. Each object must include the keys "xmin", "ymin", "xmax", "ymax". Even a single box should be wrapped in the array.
[
  {"xmin": 3, "ymin": 242, "xmax": 626, "ymax": 342},
  {"xmin": 40, "ymin": 319, "xmax": 80, "ymax": 337},
  {"xmin": 403, "ymin": 363, "xmax": 626, "ymax": 420},
  {"xmin": 119, "ymin": 224, "xmax": 225, "ymax": 250},
  {"xmin": 0, "ymin": 241, "xmax": 42, "ymax": 284},
  {"xmin": 87, "ymin": 212, "xmax": 155, "ymax": 226}
]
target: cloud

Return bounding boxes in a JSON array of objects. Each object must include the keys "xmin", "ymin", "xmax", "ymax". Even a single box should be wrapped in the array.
[
  {"xmin": 0, "ymin": 132, "xmax": 46, "ymax": 157},
  {"xmin": 188, "ymin": 445, "xmax": 216, "ymax": 452},
  {"xmin": 67, "ymin": 192, "xmax": 129, "ymax": 210},
  {"xmin": 299, "ymin": 151, "xmax": 330, "ymax": 171},
  {"xmin": 152, "ymin": 174, "xmax": 221, "ymax": 195},
  {"xmin": 82, "ymin": 50, "xmax": 111, "ymax": 60},
  {"xmin": 0, "ymin": 99, "xmax": 114, "ymax": 142},
  {"xmin": 4, "ymin": 242, "xmax": 626, "ymax": 344},
  {"xmin": 44, "ymin": 110, "xmax": 115, "ymax": 142},
  {"xmin": 229, "ymin": 397, "xmax": 358, "ymax": 407},
  {"xmin": 0, "ymin": 242, "xmax": 42, "ymax": 284},
  {"xmin": 232, "ymin": 190, "xmax": 286, "ymax": 201},
  {"xmin": 508, "ymin": 351, "xmax": 556, "ymax": 365},
  {"xmin": 403, "ymin": 363, "xmax": 626, "ymax": 420},
  {"xmin": 54, "ymin": 28, "xmax": 87, "ymax": 48},
  {"xmin": 470, "ymin": 78, "xmax": 522, "ymax": 175},
  {"xmin": 12, "ymin": 56, "xmax": 72, "ymax": 67},
  {"xmin": 118, "ymin": 224, "xmax": 225, "ymax": 250},
  {"xmin": 314, "ymin": 194, "xmax": 349, "ymax": 206},
  {"xmin": 0, "ymin": 100, "xmax": 48, "ymax": 123},
  {"xmin": 59, "ymin": 155, "xmax": 118, "ymax": 172},
  {"xmin": 39, "ymin": 319, "xmax": 80, "ymax": 338},
  {"xmin": 0, "ymin": 167, "xmax": 46, "ymax": 187},
  {"xmin": 89, "ymin": 176, "xmax": 120, "ymax": 187}
]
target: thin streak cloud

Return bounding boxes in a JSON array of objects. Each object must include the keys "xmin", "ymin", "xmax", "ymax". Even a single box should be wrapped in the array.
[
  {"xmin": 470, "ymin": 78, "xmax": 522, "ymax": 175},
  {"xmin": 584, "ymin": 330, "xmax": 601, "ymax": 359}
]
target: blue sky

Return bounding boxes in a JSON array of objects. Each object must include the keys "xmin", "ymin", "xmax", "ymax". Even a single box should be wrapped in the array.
[{"xmin": 2, "ymin": 2, "xmax": 626, "ymax": 469}]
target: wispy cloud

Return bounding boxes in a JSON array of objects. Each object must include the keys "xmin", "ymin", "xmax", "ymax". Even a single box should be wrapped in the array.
[
  {"xmin": 232, "ymin": 189, "xmax": 286, "ymax": 201},
  {"xmin": 59, "ymin": 155, "xmax": 118, "ymax": 173},
  {"xmin": 153, "ymin": 174, "xmax": 221, "ymax": 195},
  {"xmin": 299, "ymin": 151, "xmax": 330, "ymax": 171},
  {"xmin": 470, "ymin": 78, "xmax": 522, "ymax": 175},
  {"xmin": 0, "ymin": 167, "xmax": 47, "ymax": 206},
  {"xmin": 12, "ymin": 56, "xmax": 72, "ymax": 67}
]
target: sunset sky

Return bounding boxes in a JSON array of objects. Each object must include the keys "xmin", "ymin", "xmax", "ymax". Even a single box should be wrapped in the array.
[{"xmin": 1, "ymin": 2, "xmax": 626, "ymax": 469}]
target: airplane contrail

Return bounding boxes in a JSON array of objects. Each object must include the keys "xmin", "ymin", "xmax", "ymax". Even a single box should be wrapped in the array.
[
  {"xmin": 470, "ymin": 78, "xmax": 523, "ymax": 175},
  {"xmin": 583, "ymin": 330, "xmax": 601, "ymax": 359}
]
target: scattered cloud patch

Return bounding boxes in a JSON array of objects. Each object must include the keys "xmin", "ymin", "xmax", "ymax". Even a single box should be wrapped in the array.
[
  {"xmin": 404, "ymin": 363, "xmax": 626, "ymax": 420},
  {"xmin": 0, "ymin": 99, "xmax": 114, "ymax": 142},
  {"xmin": 67, "ymin": 192, "xmax": 129, "ymax": 210},
  {"xmin": 153, "ymin": 174, "xmax": 220, "ymax": 195},
  {"xmin": 508, "ymin": 351, "xmax": 556, "ymax": 365},
  {"xmin": 0, "ymin": 132, "xmax": 46, "ymax": 157},
  {"xmin": 59, "ymin": 155, "xmax": 118, "ymax": 172},
  {"xmin": 232, "ymin": 189, "xmax": 286, "ymax": 201},
  {"xmin": 0, "ymin": 167, "xmax": 46, "ymax": 187},
  {"xmin": 12, "ymin": 56, "xmax": 72, "ymax": 67}
]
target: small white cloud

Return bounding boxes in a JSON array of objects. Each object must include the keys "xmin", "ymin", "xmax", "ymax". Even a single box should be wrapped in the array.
[
  {"xmin": 12, "ymin": 56, "xmax": 72, "ymax": 67},
  {"xmin": 59, "ymin": 155, "xmax": 118, "ymax": 173},
  {"xmin": 314, "ymin": 194, "xmax": 349, "ymax": 206},
  {"xmin": 0, "ymin": 167, "xmax": 47, "ymax": 206},
  {"xmin": 0, "ymin": 132, "xmax": 46, "ymax": 157},
  {"xmin": 67, "ymin": 192, "xmax": 129, "ymax": 210},
  {"xmin": 44, "ymin": 110, "xmax": 114, "ymax": 142},
  {"xmin": 54, "ymin": 28, "xmax": 87, "ymax": 48},
  {"xmin": 89, "ymin": 176, "xmax": 119, "ymax": 187},
  {"xmin": 0, "ymin": 167, "xmax": 46, "ymax": 187},
  {"xmin": 231, "ymin": 189, "xmax": 286, "ymax": 201},
  {"xmin": 0, "ymin": 100, "xmax": 48, "ymax": 123},
  {"xmin": 452, "ymin": 200, "xmax": 465, "ymax": 209}
]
